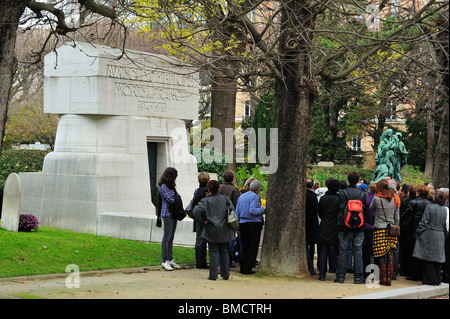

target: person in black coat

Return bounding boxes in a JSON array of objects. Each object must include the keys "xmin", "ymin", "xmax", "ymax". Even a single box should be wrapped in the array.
[
  {"xmin": 317, "ymin": 178, "xmax": 341, "ymax": 280},
  {"xmin": 401, "ymin": 184, "xmax": 431, "ymax": 281},
  {"xmin": 191, "ymin": 172, "xmax": 210, "ymax": 269},
  {"xmin": 306, "ymin": 178, "xmax": 320, "ymax": 275}
]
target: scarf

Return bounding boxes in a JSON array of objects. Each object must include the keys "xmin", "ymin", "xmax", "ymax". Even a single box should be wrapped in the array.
[{"xmin": 375, "ymin": 192, "xmax": 401, "ymax": 207}]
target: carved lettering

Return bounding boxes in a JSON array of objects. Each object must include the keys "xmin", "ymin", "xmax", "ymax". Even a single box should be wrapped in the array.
[
  {"xmin": 106, "ymin": 65, "xmax": 197, "ymax": 87},
  {"xmin": 138, "ymin": 101, "xmax": 167, "ymax": 113},
  {"xmin": 114, "ymin": 82, "xmax": 186, "ymax": 101}
]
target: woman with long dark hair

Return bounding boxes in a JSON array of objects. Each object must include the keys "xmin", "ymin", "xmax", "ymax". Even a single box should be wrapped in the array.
[
  {"xmin": 369, "ymin": 179, "xmax": 400, "ymax": 285},
  {"xmin": 157, "ymin": 167, "xmax": 180, "ymax": 271}
]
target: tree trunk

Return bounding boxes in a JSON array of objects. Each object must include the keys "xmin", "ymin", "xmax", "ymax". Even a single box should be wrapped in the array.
[
  {"xmin": 424, "ymin": 97, "xmax": 435, "ymax": 177},
  {"xmin": 432, "ymin": 99, "xmax": 449, "ymax": 187},
  {"xmin": 260, "ymin": 0, "xmax": 316, "ymax": 276},
  {"xmin": 210, "ymin": 76, "xmax": 237, "ymax": 167},
  {"xmin": 0, "ymin": 1, "xmax": 27, "ymax": 155},
  {"xmin": 432, "ymin": 11, "xmax": 449, "ymax": 188}
]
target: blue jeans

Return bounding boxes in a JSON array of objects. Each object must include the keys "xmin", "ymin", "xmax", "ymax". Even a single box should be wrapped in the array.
[
  {"xmin": 336, "ymin": 231, "xmax": 364, "ymax": 283},
  {"xmin": 161, "ymin": 217, "xmax": 177, "ymax": 262}
]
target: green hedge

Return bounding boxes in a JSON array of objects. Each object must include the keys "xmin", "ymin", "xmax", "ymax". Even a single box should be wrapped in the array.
[{"xmin": 0, "ymin": 149, "xmax": 48, "ymax": 191}]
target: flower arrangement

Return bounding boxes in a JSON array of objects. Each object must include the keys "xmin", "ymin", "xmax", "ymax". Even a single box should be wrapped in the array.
[{"xmin": 18, "ymin": 214, "xmax": 40, "ymax": 232}]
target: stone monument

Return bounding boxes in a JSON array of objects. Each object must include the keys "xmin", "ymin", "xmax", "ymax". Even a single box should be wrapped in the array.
[
  {"xmin": 18, "ymin": 42, "xmax": 199, "ymax": 243},
  {"xmin": 371, "ymin": 129, "xmax": 408, "ymax": 182},
  {"xmin": 0, "ymin": 173, "xmax": 21, "ymax": 231}
]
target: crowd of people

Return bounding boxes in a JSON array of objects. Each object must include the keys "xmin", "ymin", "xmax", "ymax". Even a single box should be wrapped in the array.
[
  {"xmin": 156, "ymin": 167, "xmax": 265, "ymax": 280},
  {"xmin": 311, "ymin": 173, "xmax": 449, "ymax": 286},
  {"xmin": 156, "ymin": 166, "xmax": 449, "ymax": 286}
]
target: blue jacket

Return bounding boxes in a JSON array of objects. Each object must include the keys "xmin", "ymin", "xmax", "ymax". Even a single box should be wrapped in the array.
[{"xmin": 235, "ymin": 191, "xmax": 264, "ymax": 223}]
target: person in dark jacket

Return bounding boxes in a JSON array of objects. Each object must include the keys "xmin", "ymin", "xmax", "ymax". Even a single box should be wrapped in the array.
[
  {"xmin": 219, "ymin": 171, "xmax": 241, "ymax": 208},
  {"xmin": 219, "ymin": 170, "xmax": 241, "ymax": 266},
  {"xmin": 193, "ymin": 180, "xmax": 236, "ymax": 280},
  {"xmin": 362, "ymin": 182, "xmax": 377, "ymax": 279},
  {"xmin": 334, "ymin": 171, "xmax": 366, "ymax": 284},
  {"xmin": 191, "ymin": 172, "xmax": 210, "ymax": 269},
  {"xmin": 398, "ymin": 183, "xmax": 411, "ymax": 276},
  {"xmin": 317, "ymin": 178, "xmax": 341, "ymax": 280},
  {"xmin": 306, "ymin": 178, "xmax": 320, "ymax": 276},
  {"xmin": 401, "ymin": 184, "xmax": 431, "ymax": 281},
  {"xmin": 413, "ymin": 191, "xmax": 448, "ymax": 285}
]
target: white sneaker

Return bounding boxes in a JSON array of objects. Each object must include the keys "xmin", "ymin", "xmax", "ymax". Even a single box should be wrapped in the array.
[
  {"xmin": 162, "ymin": 261, "xmax": 174, "ymax": 271},
  {"xmin": 169, "ymin": 259, "xmax": 181, "ymax": 269}
]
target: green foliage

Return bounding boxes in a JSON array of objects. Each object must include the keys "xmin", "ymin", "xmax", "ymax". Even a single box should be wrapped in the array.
[
  {"xmin": 0, "ymin": 150, "xmax": 48, "ymax": 191},
  {"xmin": 0, "ymin": 226, "xmax": 195, "ymax": 278},
  {"xmin": 250, "ymin": 93, "xmax": 275, "ymax": 155},
  {"xmin": 235, "ymin": 165, "xmax": 269, "ymax": 199},
  {"xmin": 306, "ymin": 165, "xmax": 373, "ymax": 187},
  {"xmin": 309, "ymin": 95, "xmax": 363, "ymax": 165},
  {"xmin": 400, "ymin": 165, "xmax": 429, "ymax": 185},
  {"xmin": 403, "ymin": 114, "xmax": 439, "ymax": 171},
  {"xmin": 190, "ymin": 146, "xmax": 229, "ymax": 182}
]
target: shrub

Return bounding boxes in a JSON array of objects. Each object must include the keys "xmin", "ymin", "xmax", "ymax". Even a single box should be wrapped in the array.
[
  {"xmin": 1, "ymin": 149, "xmax": 48, "ymax": 191},
  {"xmin": 18, "ymin": 214, "xmax": 40, "ymax": 232}
]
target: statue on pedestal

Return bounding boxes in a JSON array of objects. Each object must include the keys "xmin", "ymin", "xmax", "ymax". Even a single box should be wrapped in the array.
[{"xmin": 371, "ymin": 129, "xmax": 408, "ymax": 182}]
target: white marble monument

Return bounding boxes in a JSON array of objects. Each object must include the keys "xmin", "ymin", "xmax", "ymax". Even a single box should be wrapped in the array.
[{"xmin": 18, "ymin": 42, "xmax": 199, "ymax": 243}]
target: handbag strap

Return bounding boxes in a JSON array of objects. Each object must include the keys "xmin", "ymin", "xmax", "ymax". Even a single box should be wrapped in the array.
[{"xmin": 379, "ymin": 197, "xmax": 389, "ymax": 224}]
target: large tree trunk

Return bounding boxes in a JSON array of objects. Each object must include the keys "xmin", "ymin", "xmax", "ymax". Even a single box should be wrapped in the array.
[
  {"xmin": 260, "ymin": 0, "xmax": 316, "ymax": 276},
  {"xmin": 432, "ymin": 10, "xmax": 449, "ymax": 188},
  {"xmin": 424, "ymin": 96, "xmax": 435, "ymax": 177},
  {"xmin": 0, "ymin": 1, "xmax": 27, "ymax": 155},
  {"xmin": 210, "ymin": 76, "xmax": 237, "ymax": 167},
  {"xmin": 432, "ymin": 99, "xmax": 449, "ymax": 187}
]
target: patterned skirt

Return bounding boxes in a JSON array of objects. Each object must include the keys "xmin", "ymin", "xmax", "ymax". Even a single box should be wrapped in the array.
[{"xmin": 373, "ymin": 229, "xmax": 397, "ymax": 257}]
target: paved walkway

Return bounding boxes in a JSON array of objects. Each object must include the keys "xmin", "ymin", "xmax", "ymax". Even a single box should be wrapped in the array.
[{"xmin": 0, "ymin": 264, "xmax": 448, "ymax": 300}]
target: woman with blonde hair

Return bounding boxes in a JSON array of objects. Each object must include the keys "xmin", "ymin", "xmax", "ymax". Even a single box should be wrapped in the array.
[{"xmin": 369, "ymin": 179, "xmax": 400, "ymax": 285}]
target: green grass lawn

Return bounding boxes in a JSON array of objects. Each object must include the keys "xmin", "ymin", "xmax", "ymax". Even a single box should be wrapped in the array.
[{"xmin": 0, "ymin": 225, "xmax": 195, "ymax": 278}]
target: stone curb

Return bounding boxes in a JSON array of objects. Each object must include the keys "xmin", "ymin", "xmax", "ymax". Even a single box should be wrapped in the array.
[{"xmin": 342, "ymin": 283, "xmax": 449, "ymax": 299}]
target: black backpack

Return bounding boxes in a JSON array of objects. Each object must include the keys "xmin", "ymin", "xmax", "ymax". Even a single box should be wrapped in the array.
[{"xmin": 169, "ymin": 192, "xmax": 186, "ymax": 221}]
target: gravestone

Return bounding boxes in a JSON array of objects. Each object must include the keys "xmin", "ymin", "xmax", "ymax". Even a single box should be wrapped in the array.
[
  {"xmin": 19, "ymin": 42, "xmax": 199, "ymax": 243},
  {"xmin": 1, "ymin": 173, "xmax": 21, "ymax": 231}
]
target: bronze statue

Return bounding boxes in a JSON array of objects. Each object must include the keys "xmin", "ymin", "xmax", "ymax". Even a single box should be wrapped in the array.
[{"xmin": 371, "ymin": 129, "xmax": 408, "ymax": 182}]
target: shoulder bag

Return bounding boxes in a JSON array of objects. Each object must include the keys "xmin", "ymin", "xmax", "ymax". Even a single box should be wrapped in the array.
[
  {"xmin": 226, "ymin": 197, "xmax": 239, "ymax": 230},
  {"xmin": 380, "ymin": 197, "xmax": 400, "ymax": 237}
]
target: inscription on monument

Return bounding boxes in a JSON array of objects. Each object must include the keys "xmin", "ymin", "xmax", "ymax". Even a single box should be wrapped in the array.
[
  {"xmin": 106, "ymin": 64, "xmax": 197, "ymax": 87},
  {"xmin": 138, "ymin": 101, "xmax": 167, "ymax": 114},
  {"xmin": 114, "ymin": 82, "xmax": 187, "ymax": 101}
]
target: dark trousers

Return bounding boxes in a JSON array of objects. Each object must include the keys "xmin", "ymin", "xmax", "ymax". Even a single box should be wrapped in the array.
[
  {"xmin": 422, "ymin": 260, "xmax": 442, "ymax": 286},
  {"xmin": 239, "ymin": 222, "xmax": 262, "ymax": 274},
  {"xmin": 208, "ymin": 242, "xmax": 230, "ymax": 280},
  {"xmin": 318, "ymin": 243, "xmax": 338, "ymax": 279},
  {"xmin": 195, "ymin": 221, "xmax": 207, "ymax": 268}
]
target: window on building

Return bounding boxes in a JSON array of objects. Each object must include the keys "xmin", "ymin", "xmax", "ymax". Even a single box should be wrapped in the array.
[
  {"xmin": 351, "ymin": 136, "xmax": 362, "ymax": 152},
  {"xmin": 244, "ymin": 100, "xmax": 251, "ymax": 117},
  {"xmin": 387, "ymin": 100, "xmax": 397, "ymax": 121}
]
